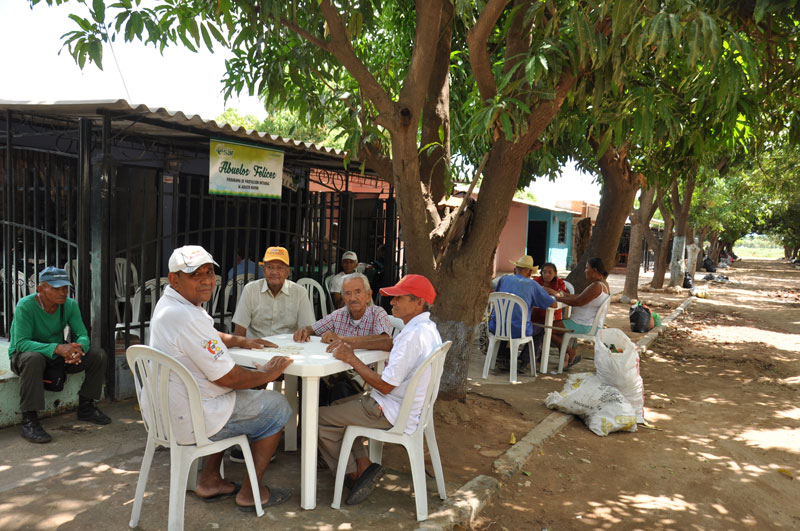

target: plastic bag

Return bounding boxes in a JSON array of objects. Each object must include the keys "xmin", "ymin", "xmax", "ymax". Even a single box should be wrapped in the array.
[
  {"xmin": 594, "ymin": 329, "xmax": 645, "ymax": 423},
  {"xmin": 682, "ymin": 272, "xmax": 694, "ymax": 289},
  {"xmin": 545, "ymin": 372, "xmax": 637, "ymax": 436},
  {"xmin": 629, "ymin": 302, "xmax": 654, "ymax": 333}
]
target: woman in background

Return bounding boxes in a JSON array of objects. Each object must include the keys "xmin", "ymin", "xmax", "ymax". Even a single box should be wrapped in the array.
[{"xmin": 532, "ymin": 262, "xmax": 567, "ymax": 324}]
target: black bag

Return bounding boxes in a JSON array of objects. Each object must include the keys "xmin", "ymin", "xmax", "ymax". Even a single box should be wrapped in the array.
[
  {"xmin": 42, "ymin": 355, "xmax": 67, "ymax": 392},
  {"xmin": 629, "ymin": 302, "xmax": 654, "ymax": 333},
  {"xmin": 702, "ymin": 257, "xmax": 716, "ymax": 272},
  {"xmin": 682, "ymin": 272, "xmax": 694, "ymax": 289},
  {"xmin": 319, "ymin": 372, "xmax": 364, "ymax": 407}
]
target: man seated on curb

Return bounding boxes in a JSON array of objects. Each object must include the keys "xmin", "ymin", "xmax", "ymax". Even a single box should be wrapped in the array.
[
  {"xmin": 317, "ymin": 274, "xmax": 442, "ymax": 505},
  {"xmin": 293, "ymin": 272, "xmax": 393, "ymax": 351},
  {"xmin": 232, "ymin": 246, "xmax": 315, "ymax": 338},
  {"xmin": 9, "ymin": 266, "xmax": 110, "ymax": 443},
  {"xmin": 150, "ymin": 245, "xmax": 293, "ymax": 510}
]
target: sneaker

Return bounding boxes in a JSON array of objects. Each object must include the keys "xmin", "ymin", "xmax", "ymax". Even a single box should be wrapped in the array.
[
  {"xmin": 20, "ymin": 418, "xmax": 52, "ymax": 443},
  {"xmin": 345, "ymin": 463, "xmax": 384, "ymax": 505},
  {"xmin": 77, "ymin": 402, "xmax": 112, "ymax": 425}
]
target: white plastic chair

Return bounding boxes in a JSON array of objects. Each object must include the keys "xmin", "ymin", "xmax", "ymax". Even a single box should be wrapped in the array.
[
  {"xmin": 482, "ymin": 292, "xmax": 536, "ymax": 382},
  {"xmin": 297, "ymin": 277, "xmax": 328, "ymax": 319},
  {"xmin": 114, "ymin": 258, "xmax": 139, "ymax": 322},
  {"xmin": 556, "ymin": 295, "xmax": 611, "ymax": 373},
  {"xmin": 221, "ymin": 273, "xmax": 254, "ymax": 331},
  {"xmin": 387, "ymin": 315, "xmax": 405, "ymax": 338},
  {"xmin": 323, "ymin": 274, "xmax": 336, "ymax": 311},
  {"xmin": 125, "ymin": 345, "xmax": 263, "ymax": 530},
  {"xmin": 562, "ymin": 280, "xmax": 575, "ymax": 319},
  {"xmin": 202, "ymin": 274, "xmax": 223, "ymax": 316},
  {"xmin": 0, "ymin": 268, "xmax": 30, "ymax": 305},
  {"xmin": 331, "ymin": 341, "xmax": 452, "ymax": 521},
  {"xmin": 130, "ymin": 277, "xmax": 170, "ymax": 343},
  {"xmin": 563, "ymin": 281, "xmax": 574, "ymax": 294}
]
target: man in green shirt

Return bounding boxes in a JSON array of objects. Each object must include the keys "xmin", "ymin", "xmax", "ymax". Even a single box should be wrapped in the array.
[{"xmin": 9, "ymin": 266, "xmax": 110, "ymax": 443}]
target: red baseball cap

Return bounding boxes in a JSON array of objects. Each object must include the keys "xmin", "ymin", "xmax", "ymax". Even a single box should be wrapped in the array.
[{"xmin": 379, "ymin": 274, "xmax": 436, "ymax": 305}]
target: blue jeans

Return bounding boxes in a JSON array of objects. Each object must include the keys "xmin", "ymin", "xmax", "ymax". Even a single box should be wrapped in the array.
[{"xmin": 210, "ymin": 389, "xmax": 292, "ymax": 442}]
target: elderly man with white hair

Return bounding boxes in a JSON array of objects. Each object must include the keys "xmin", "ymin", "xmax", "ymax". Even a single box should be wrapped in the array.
[{"xmin": 293, "ymin": 272, "xmax": 392, "ymax": 351}]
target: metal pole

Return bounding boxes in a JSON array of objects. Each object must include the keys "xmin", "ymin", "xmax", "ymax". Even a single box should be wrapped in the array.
[
  {"xmin": 77, "ymin": 118, "xmax": 92, "ymax": 323},
  {"xmin": 3, "ymin": 111, "xmax": 13, "ymax": 334}
]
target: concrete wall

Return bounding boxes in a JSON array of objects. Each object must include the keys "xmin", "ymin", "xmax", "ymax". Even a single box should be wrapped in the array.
[
  {"xmin": 494, "ymin": 202, "xmax": 529, "ymax": 275},
  {"xmin": 0, "ymin": 342, "xmax": 87, "ymax": 428}
]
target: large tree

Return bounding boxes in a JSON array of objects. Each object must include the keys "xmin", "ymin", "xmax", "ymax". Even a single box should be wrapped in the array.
[{"xmin": 40, "ymin": 0, "xmax": 799, "ymax": 399}]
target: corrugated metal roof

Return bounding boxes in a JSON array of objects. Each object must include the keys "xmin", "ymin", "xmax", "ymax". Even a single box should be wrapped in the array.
[{"xmin": 0, "ymin": 98, "xmax": 355, "ymax": 168}]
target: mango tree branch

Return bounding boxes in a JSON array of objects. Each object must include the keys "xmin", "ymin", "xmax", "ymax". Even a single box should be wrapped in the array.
[{"xmin": 466, "ymin": 0, "xmax": 509, "ymax": 102}]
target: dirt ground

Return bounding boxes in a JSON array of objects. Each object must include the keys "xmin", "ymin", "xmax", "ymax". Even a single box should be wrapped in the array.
[{"xmin": 462, "ymin": 259, "xmax": 800, "ymax": 530}]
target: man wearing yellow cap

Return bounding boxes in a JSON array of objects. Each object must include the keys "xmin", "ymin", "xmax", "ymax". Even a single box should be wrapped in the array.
[{"xmin": 232, "ymin": 247, "xmax": 315, "ymax": 338}]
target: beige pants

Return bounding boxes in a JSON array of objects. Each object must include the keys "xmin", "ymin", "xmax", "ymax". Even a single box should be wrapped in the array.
[{"xmin": 318, "ymin": 392, "xmax": 392, "ymax": 475}]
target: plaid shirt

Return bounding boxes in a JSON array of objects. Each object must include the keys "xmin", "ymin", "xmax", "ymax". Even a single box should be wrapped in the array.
[{"xmin": 312, "ymin": 304, "xmax": 391, "ymax": 337}]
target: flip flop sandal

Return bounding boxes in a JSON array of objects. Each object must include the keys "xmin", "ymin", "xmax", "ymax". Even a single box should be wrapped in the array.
[
  {"xmin": 566, "ymin": 355, "xmax": 582, "ymax": 369},
  {"xmin": 345, "ymin": 463, "xmax": 385, "ymax": 505},
  {"xmin": 237, "ymin": 486, "xmax": 292, "ymax": 511},
  {"xmin": 193, "ymin": 482, "xmax": 241, "ymax": 503}
]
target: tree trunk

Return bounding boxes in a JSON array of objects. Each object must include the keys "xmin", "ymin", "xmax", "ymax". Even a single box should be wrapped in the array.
[
  {"xmin": 649, "ymin": 188, "xmax": 673, "ymax": 289},
  {"xmin": 667, "ymin": 173, "xmax": 697, "ymax": 287},
  {"xmin": 623, "ymin": 186, "xmax": 656, "ymax": 299},
  {"xmin": 686, "ymin": 238, "xmax": 700, "ymax": 278},
  {"xmin": 566, "ymin": 144, "xmax": 643, "ymax": 292}
]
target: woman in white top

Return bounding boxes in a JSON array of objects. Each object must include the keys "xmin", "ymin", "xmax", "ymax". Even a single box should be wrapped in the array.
[{"xmin": 549, "ymin": 258, "xmax": 610, "ymax": 368}]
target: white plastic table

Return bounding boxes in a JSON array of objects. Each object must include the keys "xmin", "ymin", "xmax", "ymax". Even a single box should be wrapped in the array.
[
  {"xmin": 228, "ymin": 334, "xmax": 389, "ymax": 510},
  {"xmin": 539, "ymin": 301, "xmax": 568, "ymax": 374}
]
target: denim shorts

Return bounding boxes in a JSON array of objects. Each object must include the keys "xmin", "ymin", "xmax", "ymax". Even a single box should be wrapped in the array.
[
  {"xmin": 562, "ymin": 318, "xmax": 593, "ymax": 335},
  {"xmin": 209, "ymin": 389, "xmax": 292, "ymax": 442}
]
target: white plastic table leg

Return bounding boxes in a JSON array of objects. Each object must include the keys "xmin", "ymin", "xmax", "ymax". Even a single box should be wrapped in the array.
[
  {"xmin": 540, "ymin": 307, "xmax": 555, "ymax": 374},
  {"xmin": 284, "ymin": 375, "xmax": 299, "ymax": 452},
  {"xmin": 300, "ymin": 376, "xmax": 320, "ymax": 510}
]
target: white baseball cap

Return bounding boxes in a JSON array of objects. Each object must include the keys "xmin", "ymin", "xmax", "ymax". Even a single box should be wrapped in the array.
[
  {"xmin": 342, "ymin": 251, "xmax": 358, "ymax": 262},
  {"xmin": 168, "ymin": 245, "xmax": 219, "ymax": 273}
]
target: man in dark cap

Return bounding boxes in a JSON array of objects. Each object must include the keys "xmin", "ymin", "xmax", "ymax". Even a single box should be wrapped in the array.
[{"xmin": 8, "ymin": 266, "xmax": 110, "ymax": 443}]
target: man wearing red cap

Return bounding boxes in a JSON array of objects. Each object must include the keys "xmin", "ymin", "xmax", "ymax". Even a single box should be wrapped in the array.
[{"xmin": 317, "ymin": 274, "xmax": 441, "ymax": 505}]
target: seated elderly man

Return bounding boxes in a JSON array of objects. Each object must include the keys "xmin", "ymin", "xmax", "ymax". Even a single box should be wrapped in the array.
[
  {"xmin": 9, "ymin": 266, "xmax": 110, "ymax": 443},
  {"xmin": 329, "ymin": 251, "xmax": 359, "ymax": 309},
  {"xmin": 293, "ymin": 272, "xmax": 392, "ymax": 351},
  {"xmin": 150, "ymin": 245, "xmax": 293, "ymax": 510},
  {"xmin": 489, "ymin": 255, "xmax": 556, "ymax": 371},
  {"xmin": 232, "ymin": 246, "xmax": 315, "ymax": 338},
  {"xmin": 317, "ymin": 274, "xmax": 441, "ymax": 505}
]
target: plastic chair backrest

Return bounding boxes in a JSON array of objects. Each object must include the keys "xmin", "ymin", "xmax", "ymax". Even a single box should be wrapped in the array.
[
  {"xmin": 126, "ymin": 344, "xmax": 212, "ymax": 447},
  {"xmin": 387, "ymin": 315, "xmax": 405, "ymax": 338},
  {"xmin": 1, "ymin": 268, "xmax": 30, "ymax": 303},
  {"xmin": 356, "ymin": 262, "xmax": 367, "ymax": 273},
  {"xmin": 386, "ymin": 341, "xmax": 452, "ymax": 435},
  {"xmin": 588, "ymin": 294, "xmax": 612, "ymax": 334},
  {"xmin": 323, "ymin": 274, "xmax": 336, "ymax": 310},
  {"xmin": 202, "ymin": 275, "xmax": 223, "ymax": 316},
  {"xmin": 223, "ymin": 273, "xmax": 253, "ymax": 313},
  {"xmin": 114, "ymin": 258, "xmax": 139, "ymax": 299},
  {"xmin": 487, "ymin": 292, "xmax": 529, "ymax": 341},
  {"xmin": 297, "ymin": 277, "xmax": 328, "ymax": 318},
  {"xmin": 132, "ymin": 277, "xmax": 170, "ymax": 323},
  {"xmin": 563, "ymin": 280, "xmax": 575, "ymax": 294}
]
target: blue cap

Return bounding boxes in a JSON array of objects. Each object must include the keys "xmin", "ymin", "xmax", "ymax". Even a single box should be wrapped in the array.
[{"xmin": 39, "ymin": 266, "xmax": 73, "ymax": 288}]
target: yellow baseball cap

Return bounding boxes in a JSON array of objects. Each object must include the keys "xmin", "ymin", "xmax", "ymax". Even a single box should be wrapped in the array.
[{"xmin": 262, "ymin": 246, "xmax": 290, "ymax": 266}]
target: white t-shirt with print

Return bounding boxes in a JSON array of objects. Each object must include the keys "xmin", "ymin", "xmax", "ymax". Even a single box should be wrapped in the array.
[
  {"xmin": 371, "ymin": 312, "xmax": 442, "ymax": 434},
  {"xmin": 150, "ymin": 286, "xmax": 236, "ymax": 444}
]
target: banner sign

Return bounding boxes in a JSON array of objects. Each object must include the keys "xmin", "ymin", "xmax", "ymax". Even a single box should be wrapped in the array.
[{"xmin": 209, "ymin": 139, "xmax": 284, "ymax": 198}]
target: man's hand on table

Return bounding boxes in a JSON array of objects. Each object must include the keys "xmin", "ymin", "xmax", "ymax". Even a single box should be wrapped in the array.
[
  {"xmin": 329, "ymin": 340, "xmax": 357, "ymax": 364},
  {"xmin": 293, "ymin": 326, "xmax": 314, "ymax": 343},
  {"xmin": 55, "ymin": 343, "xmax": 85, "ymax": 365},
  {"xmin": 240, "ymin": 337, "xmax": 277, "ymax": 349},
  {"xmin": 254, "ymin": 356, "xmax": 293, "ymax": 381},
  {"xmin": 320, "ymin": 331, "xmax": 342, "ymax": 344}
]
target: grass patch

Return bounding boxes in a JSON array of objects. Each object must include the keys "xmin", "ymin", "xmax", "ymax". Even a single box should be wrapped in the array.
[{"xmin": 735, "ymin": 247, "xmax": 784, "ymax": 259}]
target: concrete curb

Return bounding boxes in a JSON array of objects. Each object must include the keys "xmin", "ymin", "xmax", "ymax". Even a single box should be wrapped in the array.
[{"xmin": 424, "ymin": 295, "xmax": 695, "ymax": 530}]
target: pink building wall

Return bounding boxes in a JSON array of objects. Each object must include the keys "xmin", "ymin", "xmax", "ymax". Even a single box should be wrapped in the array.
[{"xmin": 493, "ymin": 202, "xmax": 529, "ymax": 275}]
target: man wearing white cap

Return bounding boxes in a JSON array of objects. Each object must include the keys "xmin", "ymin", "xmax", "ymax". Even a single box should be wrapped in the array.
[
  {"xmin": 9, "ymin": 266, "xmax": 110, "ymax": 443},
  {"xmin": 329, "ymin": 251, "xmax": 359, "ymax": 309},
  {"xmin": 150, "ymin": 245, "xmax": 294, "ymax": 510},
  {"xmin": 488, "ymin": 255, "xmax": 556, "ymax": 371}
]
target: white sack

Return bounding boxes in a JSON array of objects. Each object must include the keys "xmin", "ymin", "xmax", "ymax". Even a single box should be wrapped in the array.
[
  {"xmin": 594, "ymin": 328, "xmax": 645, "ymax": 423},
  {"xmin": 545, "ymin": 372, "xmax": 637, "ymax": 436}
]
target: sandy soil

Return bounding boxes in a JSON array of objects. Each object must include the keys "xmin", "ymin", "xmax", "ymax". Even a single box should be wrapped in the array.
[{"xmin": 441, "ymin": 259, "xmax": 799, "ymax": 530}]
